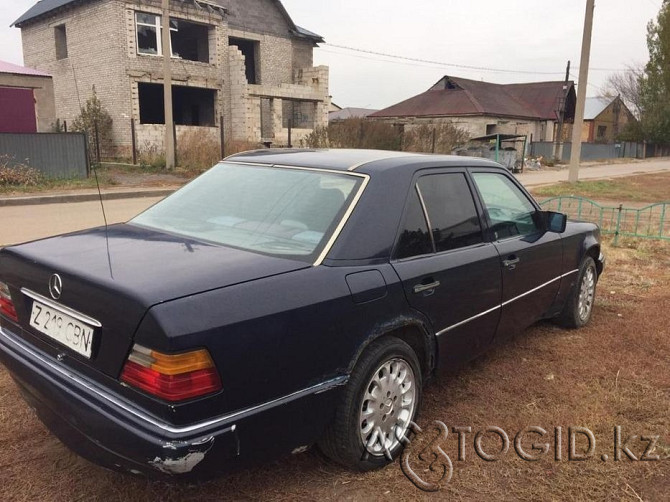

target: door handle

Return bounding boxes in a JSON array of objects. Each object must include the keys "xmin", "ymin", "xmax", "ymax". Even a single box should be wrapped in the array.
[
  {"xmin": 502, "ymin": 255, "xmax": 520, "ymax": 270},
  {"xmin": 413, "ymin": 280, "xmax": 441, "ymax": 294}
]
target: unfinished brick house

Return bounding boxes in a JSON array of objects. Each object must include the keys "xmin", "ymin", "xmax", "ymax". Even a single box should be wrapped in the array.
[{"xmin": 13, "ymin": 0, "xmax": 330, "ymax": 156}]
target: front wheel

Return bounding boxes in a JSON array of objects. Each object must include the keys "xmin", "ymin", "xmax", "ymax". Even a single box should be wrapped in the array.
[
  {"xmin": 318, "ymin": 337, "xmax": 422, "ymax": 470},
  {"xmin": 557, "ymin": 256, "xmax": 598, "ymax": 328}
]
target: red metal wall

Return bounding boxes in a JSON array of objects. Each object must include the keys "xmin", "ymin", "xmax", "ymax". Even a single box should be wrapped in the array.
[{"xmin": 0, "ymin": 87, "xmax": 37, "ymax": 133}]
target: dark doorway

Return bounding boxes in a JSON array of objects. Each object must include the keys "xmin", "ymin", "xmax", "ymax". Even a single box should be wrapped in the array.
[{"xmin": 229, "ymin": 37, "xmax": 259, "ymax": 84}]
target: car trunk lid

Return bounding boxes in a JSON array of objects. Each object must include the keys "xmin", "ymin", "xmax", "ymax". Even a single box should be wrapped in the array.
[{"xmin": 0, "ymin": 224, "xmax": 310, "ymax": 378}]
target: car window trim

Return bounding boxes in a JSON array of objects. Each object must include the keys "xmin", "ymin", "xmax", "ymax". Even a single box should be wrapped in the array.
[
  {"xmin": 393, "ymin": 240, "xmax": 493, "ymax": 264},
  {"xmin": 414, "ymin": 184, "xmax": 437, "ymax": 253}
]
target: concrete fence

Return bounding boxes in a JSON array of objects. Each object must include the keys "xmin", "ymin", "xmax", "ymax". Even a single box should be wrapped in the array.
[{"xmin": 0, "ymin": 133, "xmax": 88, "ymax": 179}]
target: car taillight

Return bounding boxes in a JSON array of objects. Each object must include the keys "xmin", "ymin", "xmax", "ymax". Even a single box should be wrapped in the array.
[
  {"xmin": 120, "ymin": 344, "xmax": 222, "ymax": 402},
  {"xmin": 0, "ymin": 281, "xmax": 18, "ymax": 322}
]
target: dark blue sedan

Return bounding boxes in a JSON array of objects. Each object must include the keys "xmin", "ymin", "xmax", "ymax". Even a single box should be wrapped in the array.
[{"xmin": 0, "ymin": 149, "xmax": 604, "ymax": 479}]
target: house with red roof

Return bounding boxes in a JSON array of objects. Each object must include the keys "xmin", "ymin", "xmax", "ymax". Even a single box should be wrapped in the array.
[
  {"xmin": 0, "ymin": 60, "xmax": 56, "ymax": 133},
  {"xmin": 370, "ymin": 76, "xmax": 577, "ymax": 144}
]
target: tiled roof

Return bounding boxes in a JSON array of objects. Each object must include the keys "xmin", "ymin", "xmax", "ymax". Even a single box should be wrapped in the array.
[{"xmin": 371, "ymin": 76, "xmax": 575, "ymax": 121}]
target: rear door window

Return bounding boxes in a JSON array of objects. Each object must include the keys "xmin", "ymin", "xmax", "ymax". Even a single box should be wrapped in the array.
[
  {"xmin": 395, "ymin": 187, "xmax": 433, "ymax": 259},
  {"xmin": 417, "ymin": 173, "xmax": 483, "ymax": 253}
]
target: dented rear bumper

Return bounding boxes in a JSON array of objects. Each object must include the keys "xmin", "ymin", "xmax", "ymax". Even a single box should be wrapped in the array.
[{"xmin": 0, "ymin": 324, "xmax": 345, "ymax": 480}]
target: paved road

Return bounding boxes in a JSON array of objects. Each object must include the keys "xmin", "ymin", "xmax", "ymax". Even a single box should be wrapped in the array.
[
  {"xmin": 0, "ymin": 197, "xmax": 163, "ymax": 246},
  {"xmin": 1, "ymin": 158, "xmax": 668, "ymax": 247}
]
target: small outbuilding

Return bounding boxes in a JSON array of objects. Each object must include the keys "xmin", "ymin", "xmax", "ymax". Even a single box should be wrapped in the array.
[{"xmin": 0, "ymin": 60, "xmax": 56, "ymax": 133}]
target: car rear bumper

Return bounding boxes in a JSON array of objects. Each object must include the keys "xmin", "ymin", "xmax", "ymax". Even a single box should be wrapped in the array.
[{"xmin": 0, "ymin": 323, "xmax": 345, "ymax": 480}]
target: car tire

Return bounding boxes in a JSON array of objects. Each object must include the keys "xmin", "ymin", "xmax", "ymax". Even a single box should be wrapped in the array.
[
  {"xmin": 318, "ymin": 337, "xmax": 422, "ymax": 471},
  {"xmin": 556, "ymin": 256, "xmax": 598, "ymax": 329}
]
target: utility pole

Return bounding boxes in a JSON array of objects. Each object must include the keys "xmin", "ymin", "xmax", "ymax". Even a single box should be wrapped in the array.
[
  {"xmin": 553, "ymin": 60, "xmax": 570, "ymax": 161},
  {"xmin": 162, "ymin": 0, "xmax": 175, "ymax": 170},
  {"xmin": 568, "ymin": 0, "xmax": 595, "ymax": 183}
]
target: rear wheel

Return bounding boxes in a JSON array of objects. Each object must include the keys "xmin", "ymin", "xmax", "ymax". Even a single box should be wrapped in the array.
[
  {"xmin": 557, "ymin": 256, "xmax": 598, "ymax": 328},
  {"xmin": 318, "ymin": 337, "xmax": 422, "ymax": 470}
]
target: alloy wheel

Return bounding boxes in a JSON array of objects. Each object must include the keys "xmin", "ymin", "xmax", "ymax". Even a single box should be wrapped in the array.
[
  {"xmin": 578, "ymin": 265, "xmax": 596, "ymax": 322},
  {"xmin": 359, "ymin": 357, "xmax": 417, "ymax": 458}
]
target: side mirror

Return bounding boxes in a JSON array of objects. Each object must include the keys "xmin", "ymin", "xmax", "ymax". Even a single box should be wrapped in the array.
[{"xmin": 543, "ymin": 211, "xmax": 567, "ymax": 233}]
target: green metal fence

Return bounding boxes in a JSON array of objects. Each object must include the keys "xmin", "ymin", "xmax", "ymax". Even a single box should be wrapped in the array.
[{"xmin": 539, "ymin": 196, "xmax": 670, "ymax": 245}]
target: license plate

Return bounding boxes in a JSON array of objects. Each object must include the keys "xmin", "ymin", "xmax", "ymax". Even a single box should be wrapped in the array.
[{"xmin": 29, "ymin": 300, "xmax": 96, "ymax": 358}]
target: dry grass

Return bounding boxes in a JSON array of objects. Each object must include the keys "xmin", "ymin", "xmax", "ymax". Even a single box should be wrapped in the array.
[
  {"xmin": 0, "ymin": 156, "xmax": 43, "ymax": 187},
  {"xmin": 1, "ymin": 238, "xmax": 669, "ymax": 501},
  {"xmin": 176, "ymin": 130, "xmax": 221, "ymax": 173},
  {"xmin": 299, "ymin": 118, "xmax": 470, "ymax": 153},
  {"xmin": 531, "ymin": 172, "xmax": 670, "ymax": 203}
]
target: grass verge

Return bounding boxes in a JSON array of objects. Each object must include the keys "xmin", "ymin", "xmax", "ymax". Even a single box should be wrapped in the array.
[{"xmin": 531, "ymin": 172, "xmax": 670, "ymax": 202}]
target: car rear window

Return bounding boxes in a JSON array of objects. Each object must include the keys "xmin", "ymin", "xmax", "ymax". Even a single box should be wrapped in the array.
[{"xmin": 130, "ymin": 162, "xmax": 363, "ymax": 260}]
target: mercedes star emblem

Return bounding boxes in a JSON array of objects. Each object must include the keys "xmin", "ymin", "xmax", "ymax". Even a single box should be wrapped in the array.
[{"xmin": 49, "ymin": 274, "xmax": 63, "ymax": 300}]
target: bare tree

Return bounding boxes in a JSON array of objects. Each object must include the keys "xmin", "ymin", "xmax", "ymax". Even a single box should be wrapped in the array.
[{"xmin": 601, "ymin": 65, "xmax": 644, "ymax": 118}]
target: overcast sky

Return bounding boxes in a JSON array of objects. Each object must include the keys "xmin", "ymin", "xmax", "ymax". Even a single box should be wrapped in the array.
[{"xmin": 0, "ymin": 0, "xmax": 663, "ymax": 109}]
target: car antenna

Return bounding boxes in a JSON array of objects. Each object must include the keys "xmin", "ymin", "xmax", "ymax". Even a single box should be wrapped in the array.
[
  {"xmin": 74, "ymin": 78, "xmax": 113, "ymax": 276},
  {"xmin": 92, "ymin": 160, "xmax": 114, "ymax": 278},
  {"xmin": 92, "ymin": 162, "xmax": 108, "ymax": 229}
]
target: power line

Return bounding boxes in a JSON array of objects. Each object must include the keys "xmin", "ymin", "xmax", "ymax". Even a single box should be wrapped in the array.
[
  {"xmin": 324, "ymin": 43, "xmax": 562, "ymax": 75},
  {"xmin": 318, "ymin": 48, "xmax": 520, "ymax": 74},
  {"xmin": 322, "ymin": 43, "xmax": 636, "ymax": 75}
]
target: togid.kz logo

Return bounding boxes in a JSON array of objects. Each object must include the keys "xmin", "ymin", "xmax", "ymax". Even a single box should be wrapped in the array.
[
  {"xmin": 400, "ymin": 421, "xmax": 453, "ymax": 492},
  {"xmin": 400, "ymin": 421, "xmax": 665, "ymax": 492}
]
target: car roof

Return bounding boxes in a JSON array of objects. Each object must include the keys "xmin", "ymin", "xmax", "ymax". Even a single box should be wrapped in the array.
[{"xmin": 224, "ymin": 149, "xmax": 503, "ymax": 173}]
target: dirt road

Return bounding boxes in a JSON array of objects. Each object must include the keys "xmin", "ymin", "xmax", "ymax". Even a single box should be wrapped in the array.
[
  {"xmin": 518, "ymin": 158, "xmax": 670, "ymax": 186},
  {"xmin": 0, "ymin": 158, "xmax": 668, "ymax": 247},
  {"xmin": 0, "ymin": 197, "xmax": 163, "ymax": 246}
]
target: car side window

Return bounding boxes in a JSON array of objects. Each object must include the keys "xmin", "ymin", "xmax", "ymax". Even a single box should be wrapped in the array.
[
  {"xmin": 471, "ymin": 172, "xmax": 540, "ymax": 240},
  {"xmin": 395, "ymin": 187, "xmax": 433, "ymax": 259},
  {"xmin": 416, "ymin": 173, "xmax": 483, "ymax": 253}
]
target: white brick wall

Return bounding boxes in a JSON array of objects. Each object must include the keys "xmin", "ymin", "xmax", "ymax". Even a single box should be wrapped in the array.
[{"xmin": 21, "ymin": 0, "xmax": 330, "ymax": 154}]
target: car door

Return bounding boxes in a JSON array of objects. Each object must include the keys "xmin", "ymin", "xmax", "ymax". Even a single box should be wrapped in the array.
[
  {"xmin": 391, "ymin": 170, "xmax": 502, "ymax": 371},
  {"xmin": 470, "ymin": 169, "xmax": 564, "ymax": 340}
]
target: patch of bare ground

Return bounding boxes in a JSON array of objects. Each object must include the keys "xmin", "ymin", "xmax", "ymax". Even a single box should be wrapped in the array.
[{"xmin": 0, "ymin": 238, "xmax": 668, "ymax": 501}]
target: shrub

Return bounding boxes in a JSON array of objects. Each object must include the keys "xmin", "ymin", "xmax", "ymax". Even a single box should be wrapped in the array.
[
  {"xmin": 0, "ymin": 156, "xmax": 43, "ymax": 186},
  {"xmin": 72, "ymin": 86, "xmax": 114, "ymax": 162},
  {"xmin": 301, "ymin": 118, "xmax": 402, "ymax": 150},
  {"xmin": 403, "ymin": 123, "xmax": 470, "ymax": 154}
]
